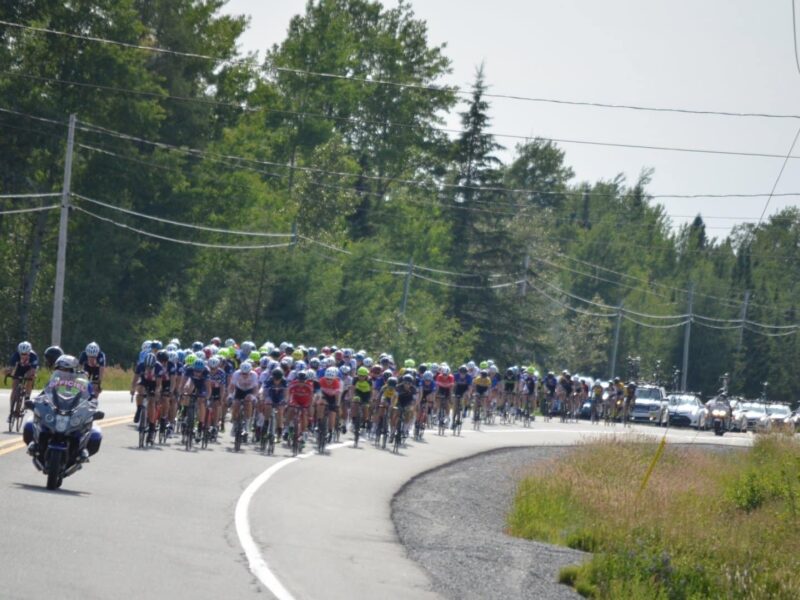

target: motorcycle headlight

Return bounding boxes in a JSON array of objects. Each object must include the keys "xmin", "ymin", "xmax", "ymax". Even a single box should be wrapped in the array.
[
  {"xmin": 45, "ymin": 413, "xmax": 55, "ymax": 424},
  {"xmin": 712, "ymin": 409, "xmax": 727, "ymax": 417},
  {"xmin": 70, "ymin": 414, "xmax": 83, "ymax": 427}
]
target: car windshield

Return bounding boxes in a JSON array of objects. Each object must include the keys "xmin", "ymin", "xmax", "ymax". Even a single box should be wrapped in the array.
[
  {"xmin": 636, "ymin": 388, "xmax": 662, "ymax": 400},
  {"xmin": 744, "ymin": 404, "xmax": 767, "ymax": 415},
  {"xmin": 669, "ymin": 394, "xmax": 698, "ymax": 406},
  {"xmin": 768, "ymin": 406, "xmax": 790, "ymax": 417}
]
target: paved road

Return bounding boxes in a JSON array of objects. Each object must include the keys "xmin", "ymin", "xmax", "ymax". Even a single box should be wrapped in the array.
[{"xmin": 0, "ymin": 392, "xmax": 752, "ymax": 599}]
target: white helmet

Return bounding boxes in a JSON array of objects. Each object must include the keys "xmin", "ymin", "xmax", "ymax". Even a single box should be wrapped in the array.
[
  {"xmin": 141, "ymin": 340, "xmax": 152, "ymax": 352},
  {"xmin": 85, "ymin": 342, "xmax": 101, "ymax": 357},
  {"xmin": 240, "ymin": 361, "xmax": 253, "ymax": 374},
  {"xmin": 208, "ymin": 356, "xmax": 221, "ymax": 369},
  {"xmin": 325, "ymin": 367, "xmax": 339, "ymax": 379},
  {"xmin": 17, "ymin": 341, "xmax": 32, "ymax": 354},
  {"xmin": 55, "ymin": 354, "xmax": 79, "ymax": 371}
]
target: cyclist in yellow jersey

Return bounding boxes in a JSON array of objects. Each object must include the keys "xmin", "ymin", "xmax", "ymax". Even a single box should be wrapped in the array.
[{"xmin": 473, "ymin": 369, "xmax": 492, "ymax": 419}]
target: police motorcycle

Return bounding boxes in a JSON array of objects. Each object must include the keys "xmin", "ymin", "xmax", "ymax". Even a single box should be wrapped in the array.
[{"xmin": 23, "ymin": 356, "xmax": 104, "ymax": 490}]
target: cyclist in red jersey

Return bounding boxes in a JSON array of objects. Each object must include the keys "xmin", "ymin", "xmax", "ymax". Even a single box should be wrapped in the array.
[
  {"xmin": 288, "ymin": 370, "xmax": 314, "ymax": 442},
  {"xmin": 434, "ymin": 366, "xmax": 455, "ymax": 416},
  {"xmin": 318, "ymin": 367, "xmax": 341, "ymax": 441}
]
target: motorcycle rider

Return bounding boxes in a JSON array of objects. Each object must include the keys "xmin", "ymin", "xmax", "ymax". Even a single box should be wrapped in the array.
[{"xmin": 23, "ymin": 354, "xmax": 103, "ymax": 460}]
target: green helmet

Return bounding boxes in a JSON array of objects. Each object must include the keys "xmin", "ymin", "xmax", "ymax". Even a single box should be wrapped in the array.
[
  {"xmin": 185, "ymin": 354, "xmax": 197, "ymax": 366},
  {"xmin": 357, "ymin": 366, "xmax": 369, "ymax": 376},
  {"xmin": 250, "ymin": 351, "xmax": 260, "ymax": 362},
  {"xmin": 404, "ymin": 359, "xmax": 415, "ymax": 369},
  {"xmin": 479, "ymin": 361, "xmax": 489, "ymax": 369}
]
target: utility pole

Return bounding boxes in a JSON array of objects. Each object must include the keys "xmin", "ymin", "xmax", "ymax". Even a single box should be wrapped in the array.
[
  {"xmin": 51, "ymin": 113, "xmax": 76, "ymax": 347},
  {"xmin": 681, "ymin": 282, "xmax": 694, "ymax": 392},
  {"xmin": 737, "ymin": 290, "xmax": 750, "ymax": 352},
  {"xmin": 519, "ymin": 252, "xmax": 530, "ymax": 296},
  {"xmin": 400, "ymin": 257, "xmax": 413, "ymax": 317},
  {"xmin": 610, "ymin": 301, "xmax": 623, "ymax": 379},
  {"xmin": 291, "ymin": 221, "xmax": 298, "ymax": 248}
]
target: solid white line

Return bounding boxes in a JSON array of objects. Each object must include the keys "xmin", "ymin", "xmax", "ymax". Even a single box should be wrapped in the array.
[{"xmin": 235, "ymin": 441, "xmax": 350, "ymax": 599}]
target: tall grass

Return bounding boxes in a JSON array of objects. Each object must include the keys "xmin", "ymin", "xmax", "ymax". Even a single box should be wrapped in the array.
[
  {"xmin": 2, "ymin": 366, "xmax": 134, "ymax": 392},
  {"xmin": 508, "ymin": 435, "xmax": 800, "ymax": 599}
]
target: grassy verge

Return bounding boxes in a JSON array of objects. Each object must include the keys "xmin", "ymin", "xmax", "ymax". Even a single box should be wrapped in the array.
[
  {"xmin": 2, "ymin": 366, "xmax": 134, "ymax": 392},
  {"xmin": 507, "ymin": 435, "xmax": 800, "ymax": 599}
]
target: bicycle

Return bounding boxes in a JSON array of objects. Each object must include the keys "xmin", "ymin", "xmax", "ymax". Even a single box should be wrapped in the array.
[
  {"xmin": 182, "ymin": 394, "xmax": 198, "ymax": 452},
  {"xmin": 351, "ymin": 402, "xmax": 363, "ymax": 448},
  {"xmin": 522, "ymin": 397, "xmax": 532, "ymax": 428},
  {"xmin": 392, "ymin": 405, "xmax": 409, "ymax": 454},
  {"xmin": 5, "ymin": 375, "xmax": 28, "ymax": 433},
  {"xmin": 316, "ymin": 411, "xmax": 327, "ymax": 455},
  {"xmin": 138, "ymin": 390, "xmax": 154, "ymax": 449},
  {"xmin": 233, "ymin": 413, "xmax": 247, "ymax": 453},
  {"xmin": 436, "ymin": 395, "xmax": 448, "ymax": 436},
  {"xmin": 472, "ymin": 396, "xmax": 482, "ymax": 430},
  {"xmin": 373, "ymin": 407, "xmax": 389, "ymax": 449},
  {"xmin": 451, "ymin": 396, "xmax": 463, "ymax": 436}
]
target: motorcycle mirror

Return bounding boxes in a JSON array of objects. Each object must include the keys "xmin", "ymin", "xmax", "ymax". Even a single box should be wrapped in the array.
[
  {"xmin": 92, "ymin": 411, "xmax": 105, "ymax": 421},
  {"xmin": 24, "ymin": 400, "xmax": 34, "ymax": 410}
]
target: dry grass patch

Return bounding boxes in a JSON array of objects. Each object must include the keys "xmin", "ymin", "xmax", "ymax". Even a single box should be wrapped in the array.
[{"xmin": 508, "ymin": 435, "xmax": 800, "ymax": 599}]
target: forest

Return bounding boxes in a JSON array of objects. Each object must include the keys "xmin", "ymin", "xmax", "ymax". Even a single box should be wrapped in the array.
[{"xmin": 0, "ymin": 0, "xmax": 797, "ymax": 402}]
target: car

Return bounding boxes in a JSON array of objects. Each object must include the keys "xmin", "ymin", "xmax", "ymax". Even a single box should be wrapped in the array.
[
  {"xmin": 733, "ymin": 402, "xmax": 770, "ymax": 433},
  {"xmin": 765, "ymin": 404, "xmax": 793, "ymax": 433},
  {"xmin": 631, "ymin": 384, "xmax": 667, "ymax": 423},
  {"xmin": 657, "ymin": 393, "xmax": 705, "ymax": 428},
  {"xmin": 785, "ymin": 409, "xmax": 800, "ymax": 432}
]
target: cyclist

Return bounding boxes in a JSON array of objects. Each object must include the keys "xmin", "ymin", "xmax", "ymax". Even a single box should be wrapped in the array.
[
  {"xmin": 207, "ymin": 356, "xmax": 227, "ymax": 436},
  {"xmin": 43, "ymin": 345, "xmax": 63, "ymax": 369},
  {"xmin": 391, "ymin": 373, "xmax": 417, "ymax": 438},
  {"xmin": 339, "ymin": 365, "xmax": 353, "ymax": 434},
  {"xmin": 228, "ymin": 360, "xmax": 259, "ymax": 442},
  {"xmin": 473, "ymin": 369, "xmax": 492, "ymax": 422},
  {"xmin": 453, "ymin": 365, "xmax": 473, "ymax": 418},
  {"xmin": 351, "ymin": 366, "xmax": 372, "ymax": 438},
  {"xmin": 6, "ymin": 341, "xmax": 39, "ymax": 424},
  {"xmin": 318, "ymin": 367, "xmax": 341, "ymax": 442},
  {"xmin": 78, "ymin": 342, "xmax": 105, "ymax": 401},
  {"xmin": 417, "ymin": 370, "xmax": 436, "ymax": 434},
  {"xmin": 261, "ymin": 367, "xmax": 288, "ymax": 440},
  {"xmin": 502, "ymin": 367, "xmax": 517, "ymax": 416},
  {"xmin": 590, "ymin": 379, "xmax": 604, "ymax": 423},
  {"xmin": 434, "ymin": 364, "xmax": 454, "ymax": 424},
  {"xmin": 133, "ymin": 353, "xmax": 163, "ymax": 444},
  {"xmin": 375, "ymin": 376, "xmax": 398, "ymax": 439},
  {"xmin": 154, "ymin": 350, "xmax": 173, "ymax": 435},
  {"xmin": 287, "ymin": 370, "xmax": 314, "ymax": 448}
]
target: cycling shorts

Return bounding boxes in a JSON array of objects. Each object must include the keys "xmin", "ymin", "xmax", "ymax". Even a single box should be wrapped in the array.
[
  {"xmin": 396, "ymin": 397, "xmax": 414, "ymax": 410},
  {"xmin": 454, "ymin": 384, "xmax": 469, "ymax": 398},
  {"xmin": 504, "ymin": 383, "xmax": 516, "ymax": 393},
  {"xmin": 210, "ymin": 387, "xmax": 221, "ymax": 401},
  {"xmin": 322, "ymin": 393, "xmax": 338, "ymax": 411},
  {"xmin": 13, "ymin": 364, "xmax": 35, "ymax": 379},
  {"xmin": 266, "ymin": 393, "xmax": 286, "ymax": 407},
  {"xmin": 234, "ymin": 387, "xmax": 256, "ymax": 401},
  {"xmin": 140, "ymin": 380, "xmax": 157, "ymax": 394},
  {"xmin": 354, "ymin": 389, "xmax": 371, "ymax": 404},
  {"xmin": 289, "ymin": 398, "xmax": 312, "ymax": 410},
  {"xmin": 436, "ymin": 387, "xmax": 452, "ymax": 399}
]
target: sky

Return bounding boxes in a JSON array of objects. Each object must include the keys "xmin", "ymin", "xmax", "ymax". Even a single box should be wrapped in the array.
[{"xmin": 221, "ymin": 0, "xmax": 800, "ymax": 238}]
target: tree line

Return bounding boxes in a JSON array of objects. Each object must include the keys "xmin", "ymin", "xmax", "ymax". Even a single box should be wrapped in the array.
[{"xmin": 0, "ymin": 0, "xmax": 797, "ymax": 402}]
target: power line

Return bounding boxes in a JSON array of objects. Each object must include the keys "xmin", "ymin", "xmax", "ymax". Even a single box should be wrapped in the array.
[
  {"xmin": 0, "ymin": 204, "xmax": 59, "ymax": 215},
  {"xmin": 72, "ymin": 193, "xmax": 292, "ymax": 238},
  {"xmin": 0, "ymin": 192, "xmax": 59, "ymax": 199},
  {"xmin": 2, "ymin": 18, "xmax": 799, "ymax": 121},
  {"xmin": 73, "ymin": 206, "xmax": 294, "ymax": 250},
  {"xmin": 758, "ymin": 126, "xmax": 800, "ymax": 223},
  {"xmin": 793, "ymin": 0, "xmax": 800, "ymax": 76}
]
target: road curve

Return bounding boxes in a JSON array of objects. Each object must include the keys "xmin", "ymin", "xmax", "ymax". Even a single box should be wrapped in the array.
[{"xmin": 0, "ymin": 392, "xmax": 751, "ymax": 600}]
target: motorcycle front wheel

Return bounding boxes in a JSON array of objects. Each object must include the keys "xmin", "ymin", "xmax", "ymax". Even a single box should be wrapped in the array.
[{"xmin": 46, "ymin": 451, "xmax": 63, "ymax": 490}]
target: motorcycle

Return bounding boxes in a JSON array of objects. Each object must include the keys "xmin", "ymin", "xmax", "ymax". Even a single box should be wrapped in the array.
[
  {"xmin": 709, "ymin": 400, "xmax": 730, "ymax": 437},
  {"xmin": 23, "ymin": 372, "xmax": 104, "ymax": 490}
]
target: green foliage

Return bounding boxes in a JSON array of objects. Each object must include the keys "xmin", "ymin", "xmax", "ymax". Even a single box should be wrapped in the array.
[
  {"xmin": 0, "ymin": 1, "xmax": 797, "ymax": 403},
  {"xmin": 508, "ymin": 436, "xmax": 800, "ymax": 600}
]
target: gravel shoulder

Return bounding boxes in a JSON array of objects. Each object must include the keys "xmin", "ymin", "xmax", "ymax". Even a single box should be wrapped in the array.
[{"xmin": 392, "ymin": 446, "xmax": 587, "ymax": 600}]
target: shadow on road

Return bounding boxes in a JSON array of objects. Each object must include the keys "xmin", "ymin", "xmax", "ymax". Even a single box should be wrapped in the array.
[{"xmin": 12, "ymin": 482, "xmax": 91, "ymax": 497}]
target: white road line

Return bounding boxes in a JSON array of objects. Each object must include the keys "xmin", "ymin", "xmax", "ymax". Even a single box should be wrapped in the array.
[{"xmin": 235, "ymin": 441, "xmax": 350, "ymax": 599}]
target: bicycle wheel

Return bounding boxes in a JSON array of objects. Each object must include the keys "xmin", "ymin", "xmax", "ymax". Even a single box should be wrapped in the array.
[
  {"xmin": 14, "ymin": 394, "xmax": 24, "ymax": 432},
  {"xmin": 184, "ymin": 405, "xmax": 194, "ymax": 451},
  {"xmin": 234, "ymin": 418, "xmax": 242, "ymax": 453},
  {"xmin": 260, "ymin": 419, "xmax": 268, "ymax": 452},
  {"xmin": 352, "ymin": 413, "xmax": 360, "ymax": 448},
  {"xmin": 317, "ymin": 418, "xmax": 327, "ymax": 454},
  {"xmin": 138, "ymin": 402, "xmax": 147, "ymax": 449}
]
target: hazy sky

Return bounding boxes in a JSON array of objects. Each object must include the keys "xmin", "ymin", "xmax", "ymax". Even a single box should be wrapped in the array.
[{"xmin": 222, "ymin": 0, "xmax": 800, "ymax": 237}]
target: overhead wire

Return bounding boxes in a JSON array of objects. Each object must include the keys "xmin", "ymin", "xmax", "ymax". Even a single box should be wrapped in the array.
[
  {"xmin": 0, "ymin": 204, "xmax": 60, "ymax": 215},
  {"xmin": 2, "ymin": 18, "xmax": 799, "ymax": 120},
  {"xmin": 757, "ymin": 125, "xmax": 800, "ymax": 223},
  {"xmin": 0, "ymin": 192, "xmax": 59, "ymax": 199}
]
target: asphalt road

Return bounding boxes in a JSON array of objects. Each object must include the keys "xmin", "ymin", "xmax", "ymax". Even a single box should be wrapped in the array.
[{"xmin": 0, "ymin": 391, "xmax": 752, "ymax": 600}]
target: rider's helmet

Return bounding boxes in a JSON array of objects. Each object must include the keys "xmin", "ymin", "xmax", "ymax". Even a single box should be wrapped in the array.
[
  {"xmin": 341, "ymin": 365, "xmax": 351, "ymax": 375},
  {"xmin": 296, "ymin": 370, "xmax": 308, "ymax": 382},
  {"xmin": 404, "ymin": 359, "xmax": 415, "ymax": 369},
  {"xmin": 54, "ymin": 354, "xmax": 79, "ymax": 372},
  {"xmin": 156, "ymin": 350, "xmax": 168, "ymax": 362},
  {"xmin": 191, "ymin": 341, "xmax": 203, "ymax": 352},
  {"xmin": 85, "ymin": 342, "xmax": 101, "ymax": 357},
  {"xmin": 193, "ymin": 358, "xmax": 205, "ymax": 370},
  {"xmin": 141, "ymin": 340, "xmax": 152, "ymax": 352},
  {"xmin": 240, "ymin": 361, "xmax": 252, "ymax": 374},
  {"xmin": 224, "ymin": 338, "xmax": 236, "ymax": 348},
  {"xmin": 271, "ymin": 368, "xmax": 284, "ymax": 379},
  {"xmin": 44, "ymin": 345, "xmax": 63, "ymax": 367},
  {"xmin": 480, "ymin": 369, "xmax": 489, "ymax": 377},
  {"xmin": 357, "ymin": 366, "xmax": 369, "ymax": 377},
  {"xmin": 479, "ymin": 361, "xmax": 489, "ymax": 369},
  {"xmin": 442, "ymin": 365, "xmax": 451, "ymax": 376},
  {"xmin": 210, "ymin": 337, "xmax": 221, "ymax": 347},
  {"xmin": 150, "ymin": 340, "xmax": 162, "ymax": 350},
  {"xmin": 363, "ymin": 357, "xmax": 373, "ymax": 368},
  {"xmin": 423, "ymin": 371, "xmax": 434, "ymax": 381},
  {"xmin": 387, "ymin": 377, "xmax": 398, "ymax": 388},
  {"xmin": 309, "ymin": 357, "xmax": 320, "ymax": 369},
  {"xmin": 489, "ymin": 365, "xmax": 498, "ymax": 374},
  {"xmin": 458, "ymin": 365, "xmax": 468, "ymax": 374},
  {"xmin": 17, "ymin": 341, "xmax": 32, "ymax": 354},
  {"xmin": 325, "ymin": 367, "xmax": 338, "ymax": 379},
  {"xmin": 259, "ymin": 356, "xmax": 270, "ymax": 369},
  {"xmin": 401, "ymin": 373, "xmax": 414, "ymax": 384},
  {"xmin": 169, "ymin": 338, "xmax": 181, "ymax": 348},
  {"xmin": 270, "ymin": 349, "xmax": 281, "ymax": 359},
  {"xmin": 249, "ymin": 351, "xmax": 260, "ymax": 363},
  {"xmin": 294, "ymin": 361, "xmax": 306, "ymax": 372},
  {"xmin": 467, "ymin": 361, "xmax": 476, "ymax": 370},
  {"xmin": 208, "ymin": 356, "xmax": 221, "ymax": 369},
  {"xmin": 292, "ymin": 349, "xmax": 304, "ymax": 361},
  {"xmin": 143, "ymin": 354, "xmax": 157, "ymax": 369},
  {"xmin": 383, "ymin": 369, "xmax": 393, "ymax": 380},
  {"xmin": 185, "ymin": 353, "xmax": 196, "ymax": 367},
  {"xmin": 334, "ymin": 350, "xmax": 344, "ymax": 362}
]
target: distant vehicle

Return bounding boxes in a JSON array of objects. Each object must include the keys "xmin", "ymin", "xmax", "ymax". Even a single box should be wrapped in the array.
[
  {"xmin": 656, "ymin": 393, "xmax": 705, "ymax": 428},
  {"xmin": 785, "ymin": 409, "xmax": 800, "ymax": 432},
  {"xmin": 765, "ymin": 404, "xmax": 792, "ymax": 433},
  {"xmin": 631, "ymin": 384, "xmax": 667, "ymax": 423},
  {"xmin": 733, "ymin": 402, "xmax": 770, "ymax": 433}
]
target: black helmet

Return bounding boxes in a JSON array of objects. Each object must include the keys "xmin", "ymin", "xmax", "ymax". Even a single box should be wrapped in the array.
[
  {"xmin": 191, "ymin": 341, "xmax": 203, "ymax": 352},
  {"xmin": 296, "ymin": 371, "xmax": 307, "ymax": 382},
  {"xmin": 402, "ymin": 373, "xmax": 414, "ymax": 384},
  {"xmin": 271, "ymin": 368, "xmax": 284, "ymax": 379},
  {"xmin": 387, "ymin": 377, "xmax": 398, "ymax": 388},
  {"xmin": 44, "ymin": 345, "xmax": 63, "ymax": 367},
  {"xmin": 156, "ymin": 350, "xmax": 168, "ymax": 362},
  {"xmin": 480, "ymin": 370, "xmax": 489, "ymax": 377}
]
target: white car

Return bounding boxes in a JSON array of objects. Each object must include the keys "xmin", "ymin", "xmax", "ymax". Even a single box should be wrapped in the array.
[
  {"xmin": 660, "ymin": 393, "xmax": 705, "ymax": 428},
  {"xmin": 733, "ymin": 402, "xmax": 770, "ymax": 432},
  {"xmin": 765, "ymin": 404, "xmax": 792, "ymax": 432},
  {"xmin": 631, "ymin": 385, "xmax": 667, "ymax": 423}
]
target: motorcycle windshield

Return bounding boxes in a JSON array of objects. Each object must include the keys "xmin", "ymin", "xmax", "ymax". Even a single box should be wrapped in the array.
[{"xmin": 46, "ymin": 373, "xmax": 89, "ymax": 411}]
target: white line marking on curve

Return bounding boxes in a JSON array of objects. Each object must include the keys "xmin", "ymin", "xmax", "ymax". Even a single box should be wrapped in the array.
[{"xmin": 235, "ymin": 441, "xmax": 350, "ymax": 599}]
